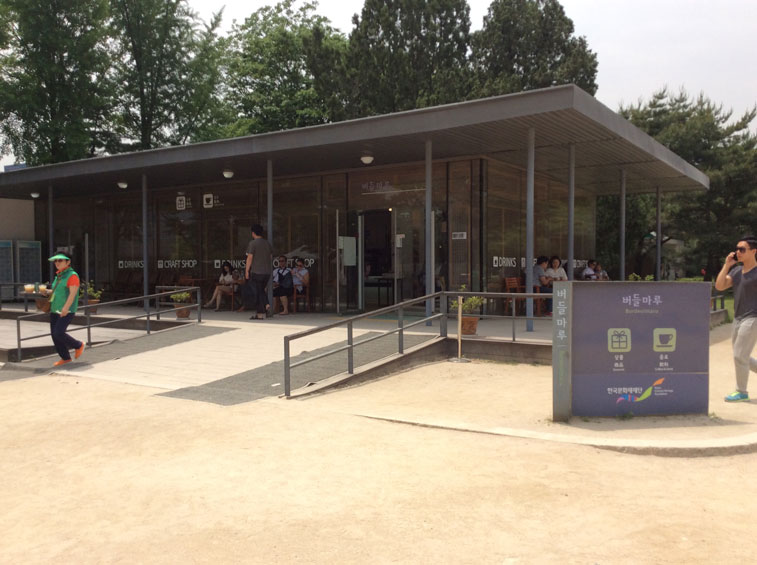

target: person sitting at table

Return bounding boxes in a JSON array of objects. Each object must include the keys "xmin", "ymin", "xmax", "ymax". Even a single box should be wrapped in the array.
[
  {"xmin": 272, "ymin": 255, "xmax": 294, "ymax": 315},
  {"xmin": 582, "ymin": 259, "xmax": 598, "ymax": 280},
  {"xmin": 594, "ymin": 261, "xmax": 610, "ymax": 281},
  {"xmin": 204, "ymin": 261, "xmax": 237, "ymax": 311},
  {"xmin": 291, "ymin": 257, "xmax": 310, "ymax": 296},
  {"xmin": 533, "ymin": 255, "xmax": 552, "ymax": 315},
  {"xmin": 545, "ymin": 256, "xmax": 568, "ymax": 285}
]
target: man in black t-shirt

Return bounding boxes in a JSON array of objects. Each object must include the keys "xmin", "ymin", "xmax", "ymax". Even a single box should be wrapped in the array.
[
  {"xmin": 245, "ymin": 224, "xmax": 273, "ymax": 320},
  {"xmin": 715, "ymin": 236, "xmax": 757, "ymax": 402}
]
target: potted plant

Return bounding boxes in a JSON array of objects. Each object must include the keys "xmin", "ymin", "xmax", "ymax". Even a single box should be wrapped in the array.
[
  {"xmin": 170, "ymin": 291, "xmax": 192, "ymax": 318},
  {"xmin": 80, "ymin": 281, "xmax": 104, "ymax": 314},
  {"xmin": 457, "ymin": 285, "xmax": 485, "ymax": 335}
]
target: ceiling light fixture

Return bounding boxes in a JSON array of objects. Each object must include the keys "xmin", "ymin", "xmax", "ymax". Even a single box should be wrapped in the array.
[
  {"xmin": 222, "ymin": 168, "xmax": 234, "ymax": 179},
  {"xmin": 30, "ymin": 192, "xmax": 40, "ymax": 198},
  {"xmin": 117, "ymin": 181, "xmax": 128, "ymax": 189},
  {"xmin": 360, "ymin": 153, "xmax": 374, "ymax": 165}
]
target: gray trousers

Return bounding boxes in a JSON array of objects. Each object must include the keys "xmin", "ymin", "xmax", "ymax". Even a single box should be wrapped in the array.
[{"xmin": 732, "ymin": 316, "xmax": 757, "ymax": 393}]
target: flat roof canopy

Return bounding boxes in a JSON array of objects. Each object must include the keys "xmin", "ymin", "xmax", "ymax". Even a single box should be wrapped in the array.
[{"xmin": 0, "ymin": 84, "xmax": 709, "ymax": 200}]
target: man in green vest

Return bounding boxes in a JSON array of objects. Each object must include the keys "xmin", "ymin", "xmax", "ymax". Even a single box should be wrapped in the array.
[{"xmin": 46, "ymin": 252, "xmax": 85, "ymax": 367}]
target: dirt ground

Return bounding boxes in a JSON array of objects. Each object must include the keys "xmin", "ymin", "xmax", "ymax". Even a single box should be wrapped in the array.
[{"xmin": 2, "ymin": 350, "xmax": 757, "ymax": 564}]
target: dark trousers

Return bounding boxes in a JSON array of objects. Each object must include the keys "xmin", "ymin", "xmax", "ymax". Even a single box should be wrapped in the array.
[
  {"xmin": 539, "ymin": 286, "xmax": 553, "ymax": 312},
  {"xmin": 251, "ymin": 273, "xmax": 270, "ymax": 314},
  {"xmin": 50, "ymin": 313, "xmax": 82, "ymax": 360}
]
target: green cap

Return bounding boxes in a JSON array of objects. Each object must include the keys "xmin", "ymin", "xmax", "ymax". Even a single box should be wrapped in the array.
[{"xmin": 48, "ymin": 253, "xmax": 70, "ymax": 261}]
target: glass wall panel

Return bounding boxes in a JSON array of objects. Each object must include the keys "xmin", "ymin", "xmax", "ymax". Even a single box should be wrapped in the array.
[
  {"xmin": 200, "ymin": 181, "xmax": 258, "ymax": 278},
  {"xmin": 261, "ymin": 176, "xmax": 321, "ymax": 306},
  {"xmin": 349, "ymin": 163, "xmax": 446, "ymax": 303},
  {"xmin": 448, "ymin": 160, "xmax": 472, "ymax": 291},
  {"xmin": 155, "ymin": 189, "xmax": 201, "ymax": 285},
  {"xmin": 322, "ymin": 174, "xmax": 347, "ymax": 311},
  {"xmin": 485, "ymin": 160, "xmax": 522, "ymax": 290}
]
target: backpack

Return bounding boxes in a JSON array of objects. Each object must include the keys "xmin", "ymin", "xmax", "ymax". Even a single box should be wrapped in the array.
[{"xmin": 279, "ymin": 269, "xmax": 293, "ymax": 290}]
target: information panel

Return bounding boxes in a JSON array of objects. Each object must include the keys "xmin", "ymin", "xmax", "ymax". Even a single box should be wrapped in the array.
[{"xmin": 552, "ymin": 281, "xmax": 710, "ymax": 419}]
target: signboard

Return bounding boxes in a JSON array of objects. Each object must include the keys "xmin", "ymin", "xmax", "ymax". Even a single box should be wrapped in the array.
[{"xmin": 553, "ymin": 281, "xmax": 710, "ymax": 420}]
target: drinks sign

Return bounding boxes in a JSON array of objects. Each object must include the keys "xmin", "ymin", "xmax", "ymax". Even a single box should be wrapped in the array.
[{"xmin": 552, "ymin": 281, "xmax": 710, "ymax": 420}]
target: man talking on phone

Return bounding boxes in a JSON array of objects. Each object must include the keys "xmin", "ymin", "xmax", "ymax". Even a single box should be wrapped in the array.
[{"xmin": 715, "ymin": 236, "xmax": 757, "ymax": 402}]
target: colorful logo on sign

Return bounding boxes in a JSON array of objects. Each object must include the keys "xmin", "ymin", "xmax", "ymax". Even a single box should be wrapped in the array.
[{"xmin": 616, "ymin": 378, "xmax": 665, "ymax": 404}]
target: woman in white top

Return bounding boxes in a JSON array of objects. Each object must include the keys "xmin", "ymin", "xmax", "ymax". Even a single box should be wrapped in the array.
[
  {"xmin": 204, "ymin": 261, "xmax": 237, "ymax": 310},
  {"xmin": 545, "ymin": 256, "xmax": 568, "ymax": 285}
]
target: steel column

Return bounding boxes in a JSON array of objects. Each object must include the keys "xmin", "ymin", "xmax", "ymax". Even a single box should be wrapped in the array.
[
  {"xmin": 267, "ymin": 160, "xmax": 274, "ymax": 309},
  {"xmin": 525, "ymin": 128, "xmax": 535, "ymax": 332},
  {"xmin": 568, "ymin": 144, "xmax": 575, "ymax": 280},
  {"xmin": 142, "ymin": 174, "xmax": 149, "ymax": 322},
  {"xmin": 656, "ymin": 185, "xmax": 662, "ymax": 280},
  {"xmin": 425, "ymin": 139, "xmax": 433, "ymax": 319},
  {"xmin": 47, "ymin": 185, "xmax": 54, "ymax": 282},
  {"xmin": 620, "ymin": 170, "xmax": 626, "ymax": 281}
]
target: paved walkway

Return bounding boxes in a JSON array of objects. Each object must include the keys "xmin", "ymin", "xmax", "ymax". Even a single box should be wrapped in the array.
[{"xmin": 0, "ymin": 306, "xmax": 751, "ymax": 454}]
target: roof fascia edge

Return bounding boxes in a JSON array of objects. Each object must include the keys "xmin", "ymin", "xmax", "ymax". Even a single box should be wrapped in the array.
[{"xmin": 571, "ymin": 88, "xmax": 709, "ymax": 189}]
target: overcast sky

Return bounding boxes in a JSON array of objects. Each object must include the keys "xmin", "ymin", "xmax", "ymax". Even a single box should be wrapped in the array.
[
  {"xmin": 3, "ymin": 0, "xmax": 756, "ymax": 167},
  {"xmin": 191, "ymin": 0, "xmax": 757, "ymax": 119}
]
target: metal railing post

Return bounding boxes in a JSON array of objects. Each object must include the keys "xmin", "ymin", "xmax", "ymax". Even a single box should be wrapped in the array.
[
  {"xmin": 457, "ymin": 296, "xmax": 463, "ymax": 359},
  {"xmin": 86, "ymin": 307, "xmax": 92, "ymax": 346},
  {"xmin": 197, "ymin": 287, "xmax": 202, "ymax": 323},
  {"xmin": 347, "ymin": 322, "xmax": 354, "ymax": 374},
  {"xmin": 398, "ymin": 306, "xmax": 404, "ymax": 354},
  {"xmin": 16, "ymin": 318, "xmax": 22, "ymax": 362},
  {"xmin": 284, "ymin": 336, "xmax": 291, "ymax": 397},
  {"xmin": 440, "ymin": 292, "xmax": 448, "ymax": 338}
]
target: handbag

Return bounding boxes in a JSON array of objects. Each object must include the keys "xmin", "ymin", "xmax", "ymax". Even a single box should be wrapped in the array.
[{"xmin": 37, "ymin": 296, "xmax": 51, "ymax": 313}]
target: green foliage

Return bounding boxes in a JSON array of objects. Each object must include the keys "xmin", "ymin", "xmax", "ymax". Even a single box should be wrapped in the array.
[
  {"xmin": 223, "ymin": 0, "xmax": 342, "ymax": 135},
  {"xmin": 598, "ymin": 88, "xmax": 757, "ymax": 280},
  {"xmin": 345, "ymin": 0, "xmax": 472, "ymax": 117},
  {"xmin": 80, "ymin": 281, "xmax": 104, "ymax": 300},
  {"xmin": 457, "ymin": 285, "xmax": 485, "ymax": 314},
  {"xmin": 471, "ymin": 0, "xmax": 597, "ymax": 97},
  {"xmin": 170, "ymin": 291, "xmax": 191, "ymax": 303},
  {"xmin": 0, "ymin": 0, "xmax": 113, "ymax": 164},
  {"xmin": 110, "ymin": 0, "xmax": 224, "ymax": 149}
]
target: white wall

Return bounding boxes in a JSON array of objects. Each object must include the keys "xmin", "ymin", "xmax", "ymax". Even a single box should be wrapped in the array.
[{"xmin": 0, "ymin": 198, "xmax": 35, "ymax": 241}]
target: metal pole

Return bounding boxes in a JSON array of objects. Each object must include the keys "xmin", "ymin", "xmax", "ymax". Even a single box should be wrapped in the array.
[
  {"xmin": 457, "ymin": 296, "xmax": 463, "ymax": 359},
  {"xmin": 568, "ymin": 145, "xmax": 575, "ymax": 280},
  {"xmin": 656, "ymin": 185, "xmax": 662, "ymax": 281},
  {"xmin": 358, "ymin": 214, "xmax": 364, "ymax": 311},
  {"xmin": 84, "ymin": 232, "xmax": 91, "ymax": 345},
  {"xmin": 336, "ymin": 209, "xmax": 340, "ymax": 314},
  {"xmin": 48, "ymin": 185, "xmax": 54, "ymax": 283},
  {"xmin": 267, "ymin": 160, "xmax": 274, "ymax": 310},
  {"xmin": 142, "ymin": 174, "xmax": 150, "ymax": 332},
  {"xmin": 398, "ymin": 306, "xmax": 404, "ymax": 354},
  {"xmin": 16, "ymin": 318, "xmax": 22, "ymax": 362},
  {"xmin": 525, "ymin": 128, "xmax": 535, "ymax": 332},
  {"xmin": 620, "ymin": 170, "xmax": 626, "ymax": 281},
  {"xmin": 440, "ymin": 291, "xmax": 448, "ymax": 338},
  {"xmin": 425, "ymin": 139, "xmax": 433, "ymax": 319},
  {"xmin": 347, "ymin": 322, "xmax": 354, "ymax": 374},
  {"xmin": 284, "ymin": 336, "xmax": 291, "ymax": 397},
  {"xmin": 393, "ymin": 208, "xmax": 398, "ymax": 304}
]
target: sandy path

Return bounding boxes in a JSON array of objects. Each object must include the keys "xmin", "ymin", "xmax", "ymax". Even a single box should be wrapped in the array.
[{"xmin": 1, "ymin": 367, "xmax": 756, "ymax": 563}]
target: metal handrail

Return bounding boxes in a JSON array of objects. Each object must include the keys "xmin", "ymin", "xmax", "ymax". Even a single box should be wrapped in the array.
[
  {"xmin": 282, "ymin": 290, "xmax": 549, "ymax": 397},
  {"xmin": 14, "ymin": 286, "xmax": 201, "ymax": 362}
]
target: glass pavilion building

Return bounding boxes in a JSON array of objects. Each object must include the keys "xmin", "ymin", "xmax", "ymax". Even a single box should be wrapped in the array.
[{"xmin": 0, "ymin": 85, "xmax": 708, "ymax": 312}]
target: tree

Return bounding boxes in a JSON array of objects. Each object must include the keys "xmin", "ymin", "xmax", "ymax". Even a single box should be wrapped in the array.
[
  {"xmin": 471, "ymin": 0, "xmax": 597, "ymax": 97},
  {"xmin": 222, "ymin": 0, "xmax": 345, "ymax": 136},
  {"xmin": 345, "ymin": 0, "xmax": 472, "ymax": 117},
  {"xmin": 110, "ymin": 0, "xmax": 224, "ymax": 150},
  {"xmin": 597, "ymin": 89, "xmax": 757, "ymax": 279},
  {"xmin": 0, "ymin": 0, "xmax": 113, "ymax": 165}
]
